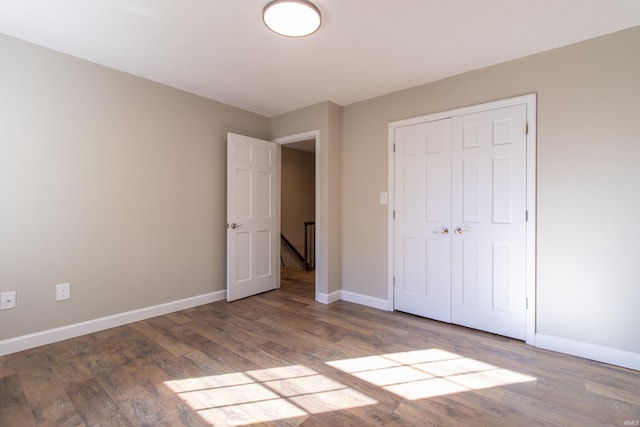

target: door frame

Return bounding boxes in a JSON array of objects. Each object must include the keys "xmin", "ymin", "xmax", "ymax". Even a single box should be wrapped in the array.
[
  {"xmin": 387, "ymin": 94, "xmax": 537, "ymax": 345},
  {"xmin": 273, "ymin": 130, "xmax": 321, "ymax": 301}
]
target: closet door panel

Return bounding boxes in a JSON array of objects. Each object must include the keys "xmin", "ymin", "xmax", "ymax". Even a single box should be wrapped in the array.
[
  {"xmin": 394, "ymin": 119, "xmax": 452, "ymax": 322},
  {"xmin": 451, "ymin": 105, "xmax": 527, "ymax": 340}
]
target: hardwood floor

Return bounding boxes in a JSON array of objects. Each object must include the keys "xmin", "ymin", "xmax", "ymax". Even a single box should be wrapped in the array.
[{"xmin": 1, "ymin": 268, "xmax": 639, "ymax": 426}]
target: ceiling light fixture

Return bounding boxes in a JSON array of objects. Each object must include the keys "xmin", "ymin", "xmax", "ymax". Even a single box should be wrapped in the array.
[{"xmin": 263, "ymin": 0, "xmax": 322, "ymax": 37}]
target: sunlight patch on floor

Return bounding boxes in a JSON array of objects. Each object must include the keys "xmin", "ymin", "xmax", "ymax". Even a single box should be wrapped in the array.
[
  {"xmin": 326, "ymin": 348, "xmax": 537, "ymax": 400},
  {"xmin": 164, "ymin": 364, "xmax": 377, "ymax": 426}
]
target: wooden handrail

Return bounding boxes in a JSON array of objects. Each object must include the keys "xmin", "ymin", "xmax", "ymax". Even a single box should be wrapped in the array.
[
  {"xmin": 281, "ymin": 222, "xmax": 315, "ymax": 271},
  {"xmin": 281, "ymin": 233, "xmax": 305, "ymax": 264}
]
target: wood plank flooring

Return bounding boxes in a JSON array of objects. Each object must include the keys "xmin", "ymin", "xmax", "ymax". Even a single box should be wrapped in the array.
[{"xmin": 1, "ymin": 268, "xmax": 639, "ymax": 426}]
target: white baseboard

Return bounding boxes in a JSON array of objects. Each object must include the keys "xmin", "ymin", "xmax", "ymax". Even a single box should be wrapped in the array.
[
  {"xmin": 0, "ymin": 290, "xmax": 226, "ymax": 356},
  {"xmin": 535, "ymin": 334, "xmax": 640, "ymax": 371},
  {"xmin": 316, "ymin": 289, "xmax": 389, "ymax": 311},
  {"xmin": 10, "ymin": 290, "xmax": 637, "ymax": 372},
  {"xmin": 316, "ymin": 291, "xmax": 341, "ymax": 304},
  {"xmin": 339, "ymin": 290, "xmax": 389, "ymax": 311}
]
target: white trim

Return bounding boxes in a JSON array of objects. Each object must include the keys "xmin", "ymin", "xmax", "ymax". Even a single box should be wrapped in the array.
[
  {"xmin": 0, "ymin": 290, "xmax": 226, "ymax": 356},
  {"xmin": 316, "ymin": 289, "xmax": 389, "ymax": 311},
  {"xmin": 524, "ymin": 95, "xmax": 537, "ymax": 346},
  {"xmin": 273, "ymin": 130, "xmax": 319, "ymax": 145},
  {"xmin": 388, "ymin": 94, "xmax": 537, "ymax": 344},
  {"xmin": 387, "ymin": 124, "xmax": 396, "ymax": 311},
  {"xmin": 535, "ymin": 334, "xmax": 640, "ymax": 372},
  {"xmin": 390, "ymin": 95, "xmax": 536, "ymax": 128},
  {"xmin": 273, "ymin": 130, "xmax": 325, "ymax": 303},
  {"xmin": 317, "ymin": 291, "xmax": 341, "ymax": 305},
  {"xmin": 340, "ymin": 291, "xmax": 389, "ymax": 311}
]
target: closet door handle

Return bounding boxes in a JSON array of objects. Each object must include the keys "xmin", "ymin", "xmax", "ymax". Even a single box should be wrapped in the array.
[
  {"xmin": 432, "ymin": 227, "xmax": 449, "ymax": 235},
  {"xmin": 454, "ymin": 226, "xmax": 471, "ymax": 235}
]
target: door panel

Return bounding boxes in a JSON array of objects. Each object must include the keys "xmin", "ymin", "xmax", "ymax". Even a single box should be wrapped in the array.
[
  {"xmin": 462, "ymin": 159, "xmax": 480, "ymax": 222},
  {"xmin": 227, "ymin": 133, "xmax": 280, "ymax": 302},
  {"xmin": 394, "ymin": 119, "xmax": 452, "ymax": 323},
  {"xmin": 451, "ymin": 105, "xmax": 527, "ymax": 339}
]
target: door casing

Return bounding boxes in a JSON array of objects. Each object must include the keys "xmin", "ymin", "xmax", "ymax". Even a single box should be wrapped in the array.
[{"xmin": 387, "ymin": 94, "xmax": 537, "ymax": 345}]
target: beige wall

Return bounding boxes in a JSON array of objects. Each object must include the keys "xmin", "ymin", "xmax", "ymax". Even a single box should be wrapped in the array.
[
  {"xmin": 3, "ymin": 24, "xmax": 639, "ymax": 360},
  {"xmin": 270, "ymin": 101, "xmax": 343, "ymax": 295},
  {"xmin": 341, "ymin": 27, "xmax": 640, "ymax": 354},
  {"xmin": 281, "ymin": 146, "xmax": 315, "ymax": 257},
  {"xmin": 0, "ymin": 34, "xmax": 269, "ymax": 341}
]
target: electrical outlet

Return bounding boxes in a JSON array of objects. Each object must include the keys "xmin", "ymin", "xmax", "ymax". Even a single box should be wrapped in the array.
[
  {"xmin": 56, "ymin": 283, "xmax": 70, "ymax": 301},
  {"xmin": 0, "ymin": 291, "xmax": 17, "ymax": 310}
]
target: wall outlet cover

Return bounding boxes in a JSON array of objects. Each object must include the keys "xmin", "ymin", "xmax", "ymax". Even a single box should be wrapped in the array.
[{"xmin": 56, "ymin": 283, "xmax": 71, "ymax": 301}]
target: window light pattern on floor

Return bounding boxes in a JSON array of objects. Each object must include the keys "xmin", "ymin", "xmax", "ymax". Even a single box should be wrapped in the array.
[
  {"xmin": 164, "ymin": 364, "xmax": 377, "ymax": 426},
  {"xmin": 326, "ymin": 348, "xmax": 537, "ymax": 400}
]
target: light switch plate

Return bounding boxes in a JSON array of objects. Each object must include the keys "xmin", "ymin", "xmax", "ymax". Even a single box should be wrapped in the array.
[
  {"xmin": 0, "ymin": 291, "xmax": 17, "ymax": 310},
  {"xmin": 380, "ymin": 192, "xmax": 388, "ymax": 205}
]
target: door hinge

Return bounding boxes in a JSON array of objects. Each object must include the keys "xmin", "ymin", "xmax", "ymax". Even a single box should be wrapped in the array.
[
  {"xmin": 526, "ymin": 298, "xmax": 529, "ymax": 310},
  {"xmin": 393, "ymin": 276, "xmax": 396, "ymax": 287},
  {"xmin": 393, "ymin": 143, "xmax": 396, "ymax": 153},
  {"xmin": 393, "ymin": 210, "xmax": 396, "ymax": 219},
  {"xmin": 525, "ymin": 210, "xmax": 528, "ymax": 222},
  {"xmin": 525, "ymin": 123, "xmax": 529, "ymax": 135}
]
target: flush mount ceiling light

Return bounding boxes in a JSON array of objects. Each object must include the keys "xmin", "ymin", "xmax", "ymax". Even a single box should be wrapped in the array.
[{"xmin": 263, "ymin": 0, "xmax": 322, "ymax": 37}]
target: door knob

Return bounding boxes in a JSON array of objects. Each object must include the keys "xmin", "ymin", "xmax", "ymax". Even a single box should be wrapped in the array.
[
  {"xmin": 432, "ymin": 227, "xmax": 449, "ymax": 235},
  {"xmin": 454, "ymin": 226, "xmax": 471, "ymax": 235},
  {"xmin": 229, "ymin": 223, "xmax": 241, "ymax": 230}
]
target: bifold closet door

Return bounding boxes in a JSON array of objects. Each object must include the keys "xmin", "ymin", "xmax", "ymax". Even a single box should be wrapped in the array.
[{"xmin": 393, "ymin": 104, "xmax": 528, "ymax": 340}]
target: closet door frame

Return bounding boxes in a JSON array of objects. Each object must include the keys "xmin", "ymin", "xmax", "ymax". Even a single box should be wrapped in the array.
[{"xmin": 387, "ymin": 94, "xmax": 537, "ymax": 346}]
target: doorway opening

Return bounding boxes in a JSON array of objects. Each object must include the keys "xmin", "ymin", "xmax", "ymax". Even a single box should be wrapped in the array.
[{"xmin": 274, "ymin": 131, "xmax": 318, "ymax": 298}]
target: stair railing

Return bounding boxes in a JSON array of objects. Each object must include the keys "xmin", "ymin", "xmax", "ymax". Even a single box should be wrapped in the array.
[
  {"xmin": 281, "ymin": 233, "xmax": 305, "ymax": 267},
  {"xmin": 304, "ymin": 221, "xmax": 315, "ymax": 271},
  {"xmin": 281, "ymin": 222, "xmax": 315, "ymax": 271}
]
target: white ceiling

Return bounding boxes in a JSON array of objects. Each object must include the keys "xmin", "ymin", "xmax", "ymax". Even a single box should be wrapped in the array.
[{"xmin": 1, "ymin": 0, "xmax": 639, "ymax": 117}]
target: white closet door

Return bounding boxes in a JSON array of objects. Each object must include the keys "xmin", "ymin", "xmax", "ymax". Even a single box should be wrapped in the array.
[
  {"xmin": 392, "ymin": 104, "xmax": 528, "ymax": 340},
  {"xmin": 394, "ymin": 119, "xmax": 452, "ymax": 322},
  {"xmin": 451, "ymin": 105, "xmax": 527, "ymax": 339}
]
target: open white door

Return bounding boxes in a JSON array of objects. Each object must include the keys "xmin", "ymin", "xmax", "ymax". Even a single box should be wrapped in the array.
[{"xmin": 227, "ymin": 133, "xmax": 280, "ymax": 302}]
